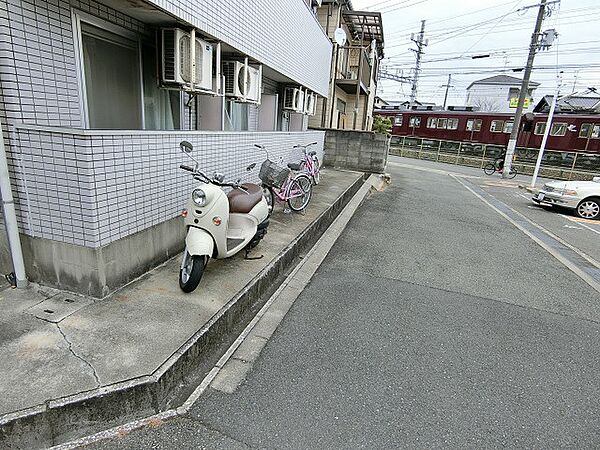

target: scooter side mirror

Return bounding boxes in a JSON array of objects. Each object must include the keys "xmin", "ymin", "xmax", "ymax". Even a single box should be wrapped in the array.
[
  {"xmin": 246, "ymin": 163, "xmax": 256, "ymax": 171},
  {"xmin": 180, "ymin": 141, "xmax": 193, "ymax": 154},
  {"xmin": 214, "ymin": 172, "xmax": 225, "ymax": 183}
]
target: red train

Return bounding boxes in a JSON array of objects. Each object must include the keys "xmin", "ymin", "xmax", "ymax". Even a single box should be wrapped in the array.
[{"xmin": 375, "ymin": 109, "xmax": 600, "ymax": 154}]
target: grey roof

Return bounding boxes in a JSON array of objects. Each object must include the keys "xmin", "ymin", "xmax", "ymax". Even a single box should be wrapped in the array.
[
  {"xmin": 467, "ymin": 75, "xmax": 540, "ymax": 91},
  {"xmin": 534, "ymin": 94, "xmax": 600, "ymax": 113}
]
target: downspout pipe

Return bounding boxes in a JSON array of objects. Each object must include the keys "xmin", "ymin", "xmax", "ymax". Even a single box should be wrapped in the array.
[{"xmin": 0, "ymin": 128, "xmax": 27, "ymax": 287}]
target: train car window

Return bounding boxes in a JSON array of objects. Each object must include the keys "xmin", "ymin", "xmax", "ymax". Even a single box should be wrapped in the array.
[
  {"xmin": 591, "ymin": 125, "xmax": 600, "ymax": 138},
  {"xmin": 409, "ymin": 117, "xmax": 421, "ymax": 127},
  {"xmin": 438, "ymin": 118, "xmax": 448, "ymax": 129},
  {"xmin": 466, "ymin": 119, "xmax": 483, "ymax": 132},
  {"xmin": 394, "ymin": 115, "xmax": 403, "ymax": 126},
  {"xmin": 427, "ymin": 117, "xmax": 438, "ymax": 128},
  {"xmin": 550, "ymin": 123, "xmax": 567, "ymax": 136},
  {"xmin": 579, "ymin": 123, "xmax": 592, "ymax": 138},
  {"xmin": 447, "ymin": 118, "xmax": 459, "ymax": 130},
  {"xmin": 503, "ymin": 122, "xmax": 514, "ymax": 134},
  {"xmin": 534, "ymin": 122, "xmax": 546, "ymax": 135},
  {"xmin": 490, "ymin": 120, "xmax": 504, "ymax": 132}
]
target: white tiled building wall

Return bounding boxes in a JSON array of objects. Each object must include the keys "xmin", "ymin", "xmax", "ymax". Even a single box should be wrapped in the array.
[
  {"xmin": 13, "ymin": 125, "xmax": 325, "ymax": 247},
  {"xmin": 147, "ymin": 0, "xmax": 332, "ymax": 96},
  {"xmin": 0, "ymin": 0, "xmax": 332, "ymax": 253}
]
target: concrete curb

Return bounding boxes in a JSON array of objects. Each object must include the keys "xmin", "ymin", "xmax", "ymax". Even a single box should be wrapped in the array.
[{"xmin": 0, "ymin": 174, "xmax": 366, "ymax": 450}]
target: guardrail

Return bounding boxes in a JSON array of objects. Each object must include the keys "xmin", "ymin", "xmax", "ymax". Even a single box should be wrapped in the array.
[{"xmin": 389, "ymin": 136, "xmax": 600, "ymax": 181}]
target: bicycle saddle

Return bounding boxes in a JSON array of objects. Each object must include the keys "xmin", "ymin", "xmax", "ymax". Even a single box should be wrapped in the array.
[
  {"xmin": 287, "ymin": 162, "xmax": 302, "ymax": 171},
  {"xmin": 308, "ymin": 151, "xmax": 317, "ymax": 157}
]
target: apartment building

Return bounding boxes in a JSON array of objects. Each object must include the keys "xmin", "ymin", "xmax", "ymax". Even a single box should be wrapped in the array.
[
  {"xmin": 0, "ymin": 0, "xmax": 332, "ymax": 296},
  {"xmin": 309, "ymin": 0, "xmax": 384, "ymax": 131}
]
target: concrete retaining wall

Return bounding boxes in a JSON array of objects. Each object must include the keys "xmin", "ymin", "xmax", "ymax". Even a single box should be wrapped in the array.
[{"xmin": 320, "ymin": 129, "xmax": 389, "ymax": 173}]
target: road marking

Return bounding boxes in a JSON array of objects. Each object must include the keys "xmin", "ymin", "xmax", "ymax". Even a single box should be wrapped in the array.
[
  {"xmin": 519, "ymin": 194, "xmax": 531, "ymax": 201},
  {"xmin": 387, "ymin": 161, "xmax": 481, "ymax": 179},
  {"xmin": 564, "ymin": 225, "xmax": 583, "ymax": 230},
  {"xmin": 561, "ymin": 214, "xmax": 600, "ymax": 236},
  {"xmin": 452, "ymin": 175, "xmax": 600, "ymax": 295}
]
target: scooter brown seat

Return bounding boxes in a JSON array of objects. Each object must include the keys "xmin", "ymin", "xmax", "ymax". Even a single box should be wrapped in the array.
[{"xmin": 227, "ymin": 183, "xmax": 263, "ymax": 213}]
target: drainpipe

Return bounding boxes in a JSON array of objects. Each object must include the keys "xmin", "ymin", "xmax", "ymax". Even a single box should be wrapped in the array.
[{"xmin": 0, "ymin": 128, "xmax": 27, "ymax": 287}]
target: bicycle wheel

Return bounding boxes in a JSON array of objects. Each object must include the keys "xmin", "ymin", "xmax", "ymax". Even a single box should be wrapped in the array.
[
  {"xmin": 312, "ymin": 156, "xmax": 320, "ymax": 185},
  {"xmin": 507, "ymin": 167, "xmax": 518, "ymax": 179},
  {"xmin": 287, "ymin": 174, "xmax": 312, "ymax": 212},
  {"xmin": 483, "ymin": 163, "xmax": 496, "ymax": 175},
  {"xmin": 262, "ymin": 185, "xmax": 275, "ymax": 217}
]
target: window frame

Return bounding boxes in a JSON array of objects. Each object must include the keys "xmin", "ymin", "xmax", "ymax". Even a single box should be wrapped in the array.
[
  {"xmin": 591, "ymin": 124, "xmax": 600, "ymax": 139},
  {"xmin": 437, "ymin": 118, "xmax": 448, "ymax": 129},
  {"xmin": 426, "ymin": 117, "xmax": 438, "ymax": 128},
  {"xmin": 447, "ymin": 118, "xmax": 459, "ymax": 130},
  {"xmin": 394, "ymin": 115, "xmax": 403, "ymax": 126},
  {"xmin": 550, "ymin": 122, "xmax": 567, "ymax": 137},
  {"xmin": 72, "ymin": 9, "xmax": 145, "ymax": 129},
  {"xmin": 490, "ymin": 120, "xmax": 504, "ymax": 133},
  {"xmin": 534, "ymin": 122, "xmax": 546, "ymax": 135},
  {"xmin": 579, "ymin": 123, "xmax": 592, "ymax": 138},
  {"xmin": 503, "ymin": 121, "xmax": 514, "ymax": 134}
]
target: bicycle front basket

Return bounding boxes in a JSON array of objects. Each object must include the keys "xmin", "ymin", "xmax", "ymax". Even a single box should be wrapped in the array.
[{"xmin": 259, "ymin": 159, "xmax": 289, "ymax": 188}]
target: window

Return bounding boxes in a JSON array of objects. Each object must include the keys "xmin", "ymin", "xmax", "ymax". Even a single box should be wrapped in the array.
[
  {"xmin": 409, "ymin": 116, "xmax": 421, "ymax": 127},
  {"xmin": 490, "ymin": 120, "xmax": 504, "ymax": 132},
  {"xmin": 437, "ymin": 118, "xmax": 448, "ymax": 129},
  {"xmin": 466, "ymin": 119, "xmax": 482, "ymax": 132},
  {"xmin": 224, "ymin": 100, "xmax": 249, "ymax": 131},
  {"xmin": 447, "ymin": 118, "xmax": 459, "ymax": 130},
  {"xmin": 591, "ymin": 125, "xmax": 600, "ymax": 139},
  {"xmin": 579, "ymin": 123, "xmax": 592, "ymax": 138},
  {"xmin": 80, "ymin": 22, "xmax": 142, "ymax": 129},
  {"xmin": 427, "ymin": 117, "xmax": 438, "ymax": 128},
  {"xmin": 394, "ymin": 115, "xmax": 403, "ymax": 126},
  {"xmin": 550, "ymin": 123, "xmax": 567, "ymax": 136},
  {"xmin": 75, "ymin": 11, "xmax": 181, "ymax": 130},
  {"xmin": 534, "ymin": 122, "xmax": 546, "ymax": 135},
  {"xmin": 336, "ymin": 99, "xmax": 346, "ymax": 114},
  {"xmin": 503, "ymin": 121, "xmax": 514, "ymax": 134}
]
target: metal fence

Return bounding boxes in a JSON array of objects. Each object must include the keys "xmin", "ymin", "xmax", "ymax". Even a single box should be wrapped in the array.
[{"xmin": 389, "ymin": 136, "xmax": 600, "ymax": 181}]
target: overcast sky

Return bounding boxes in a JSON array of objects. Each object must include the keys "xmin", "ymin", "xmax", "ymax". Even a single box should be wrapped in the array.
[{"xmin": 352, "ymin": 0, "xmax": 600, "ymax": 107}]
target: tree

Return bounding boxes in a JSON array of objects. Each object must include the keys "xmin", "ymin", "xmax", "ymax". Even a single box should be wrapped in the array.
[
  {"xmin": 471, "ymin": 96, "xmax": 503, "ymax": 112},
  {"xmin": 372, "ymin": 115, "xmax": 392, "ymax": 135}
]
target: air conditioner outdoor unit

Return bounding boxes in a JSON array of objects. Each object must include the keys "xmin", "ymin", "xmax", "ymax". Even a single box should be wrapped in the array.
[
  {"xmin": 161, "ymin": 28, "xmax": 213, "ymax": 91},
  {"xmin": 283, "ymin": 87, "xmax": 305, "ymax": 113},
  {"xmin": 303, "ymin": 92, "xmax": 316, "ymax": 115},
  {"xmin": 223, "ymin": 61, "xmax": 261, "ymax": 102}
]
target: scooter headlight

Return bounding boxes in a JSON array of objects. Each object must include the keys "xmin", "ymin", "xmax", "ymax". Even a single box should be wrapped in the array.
[{"xmin": 192, "ymin": 189, "xmax": 206, "ymax": 206}]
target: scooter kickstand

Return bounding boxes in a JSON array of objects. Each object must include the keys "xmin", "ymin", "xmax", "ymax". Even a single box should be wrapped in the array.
[{"xmin": 244, "ymin": 249, "xmax": 264, "ymax": 260}]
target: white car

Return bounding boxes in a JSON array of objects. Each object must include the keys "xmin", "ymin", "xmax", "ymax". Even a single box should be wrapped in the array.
[{"xmin": 532, "ymin": 176, "xmax": 600, "ymax": 220}]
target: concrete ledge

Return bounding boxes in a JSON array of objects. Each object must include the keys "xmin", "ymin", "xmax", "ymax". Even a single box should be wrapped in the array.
[
  {"xmin": 0, "ymin": 174, "xmax": 366, "ymax": 449},
  {"xmin": 15, "ymin": 216, "xmax": 186, "ymax": 298}
]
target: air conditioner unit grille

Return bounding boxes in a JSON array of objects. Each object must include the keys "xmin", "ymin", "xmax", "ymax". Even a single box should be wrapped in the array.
[
  {"xmin": 224, "ymin": 62, "xmax": 235, "ymax": 95},
  {"xmin": 163, "ymin": 29, "xmax": 176, "ymax": 81},
  {"xmin": 179, "ymin": 35, "xmax": 191, "ymax": 83}
]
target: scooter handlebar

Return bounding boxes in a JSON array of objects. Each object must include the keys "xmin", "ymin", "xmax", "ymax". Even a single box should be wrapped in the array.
[{"xmin": 180, "ymin": 164, "xmax": 194, "ymax": 172}]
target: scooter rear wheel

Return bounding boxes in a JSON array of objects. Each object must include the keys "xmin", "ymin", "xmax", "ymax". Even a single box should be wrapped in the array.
[{"xmin": 179, "ymin": 252, "xmax": 208, "ymax": 293}]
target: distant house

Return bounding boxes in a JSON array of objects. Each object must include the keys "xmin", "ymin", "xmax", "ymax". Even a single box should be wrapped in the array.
[
  {"xmin": 374, "ymin": 97, "xmax": 389, "ymax": 109},
  {"xmin": 466, "ymin": 75, "xmax": 540, "ymax": 113},
  {"xmin": 533, "ymin": 92, "xmax": 600, "ymax": 114},
  {"xmin": 375, "ymin": 100, "xmax": 442, "ymax": 111}
]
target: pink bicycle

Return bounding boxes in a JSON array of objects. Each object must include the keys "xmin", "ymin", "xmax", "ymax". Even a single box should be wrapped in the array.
[
  {"xmin": 255, "ymin": 144, "xmax": 313, "ymax": 216},
  {"xmin": 292, "ymin": 142, "xmax": 320, "ymax": 185}
]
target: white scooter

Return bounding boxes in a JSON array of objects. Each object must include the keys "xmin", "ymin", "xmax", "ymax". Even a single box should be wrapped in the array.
[{"xmin": 178, "ymin": 141, "xmax": 270, "ymax": 293}]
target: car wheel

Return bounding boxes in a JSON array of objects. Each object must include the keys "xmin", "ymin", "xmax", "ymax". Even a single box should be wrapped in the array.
[{"xmin": 575, "ymin": 197, "xmax": 600, "ymax": 220}]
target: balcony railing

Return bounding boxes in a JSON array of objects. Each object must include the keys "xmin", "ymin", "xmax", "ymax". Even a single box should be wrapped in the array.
[{"xmin": 335, "ymin": 46, "xmax": 372, "ymax": 95}]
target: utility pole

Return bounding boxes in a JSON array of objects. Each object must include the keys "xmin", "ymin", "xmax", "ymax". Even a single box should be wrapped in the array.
[
  {"xmin": 409, "ymin": 20, "xmax": 427, "ymax": 105},
  {"xmin": 502, "ymin": 0, "xmax": 548, "ymax": 178},
  {"xmin": 531, "ymin": 79, "xmax": 561, "ymax": 188},
  {"xmin": 441, "ymin": 74, "xmax": 453, "ymax": 109}
]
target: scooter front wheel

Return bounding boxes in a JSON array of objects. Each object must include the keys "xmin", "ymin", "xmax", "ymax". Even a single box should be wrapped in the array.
[{"xmin": 179, "ymin": 251, "xmax": 208, "ymax": 293}]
